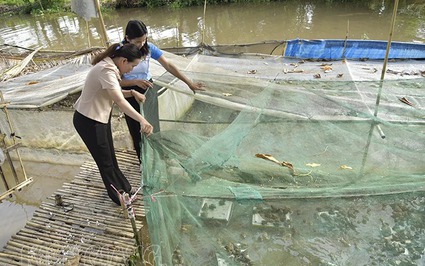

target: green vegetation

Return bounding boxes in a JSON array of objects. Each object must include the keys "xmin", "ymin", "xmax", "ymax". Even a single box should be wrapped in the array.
[
  {"xmin": 0, "ymin": 0, "xmax": 424, "ymax": 15},
  {"xmin": 0, "ymin": 0, "xmax": 67, "ymax": 14}
]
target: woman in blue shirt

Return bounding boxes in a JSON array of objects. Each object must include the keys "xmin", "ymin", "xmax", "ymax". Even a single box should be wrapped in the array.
[{"xmin": 120, "ymin": 20, "xmax": 204, "ymax": 161}]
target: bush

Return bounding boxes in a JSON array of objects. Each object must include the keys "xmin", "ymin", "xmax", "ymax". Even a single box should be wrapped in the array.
[{"xmin": 33, "ymin": 0, "xmax": 67, "ymax": 10}]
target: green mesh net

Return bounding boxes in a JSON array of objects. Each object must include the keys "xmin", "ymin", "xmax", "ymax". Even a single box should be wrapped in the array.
[{"xmin": 140, "ymin": 55, "xmax": 425, "ymax": 265}]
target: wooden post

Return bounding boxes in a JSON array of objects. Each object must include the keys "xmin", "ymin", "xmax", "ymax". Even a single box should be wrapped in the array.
[
  {"xmin": 0, "ymin": 92, "xmax": 26, "ymax": 181},
  {"xmin": 124, "ymin": 193, "xmax": 144, "ymax": 265},
  {"xmin": 201, "ymin": 0, "xmax": 207, "ymax": 45},
  {"xmin": 94, "ymin": 0, "xmax": 109, "ymax": 47}
]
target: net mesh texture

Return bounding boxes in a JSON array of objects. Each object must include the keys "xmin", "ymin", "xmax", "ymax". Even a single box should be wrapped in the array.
[{"xmin": 140, "ymin": 50, "xmax": 425, "ymax": 266}]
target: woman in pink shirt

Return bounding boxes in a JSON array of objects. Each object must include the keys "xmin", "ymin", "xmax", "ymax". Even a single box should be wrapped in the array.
[{"xmin": 73, "ymin": 43, "xmax": 153, "ymax": 205}]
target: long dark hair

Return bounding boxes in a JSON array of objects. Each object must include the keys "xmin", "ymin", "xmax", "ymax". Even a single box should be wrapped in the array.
[
  {"xmin": 91, "ymin": 43, "xmax": 143, "ymax": 66},
  {"xmin": 123, "ymin": 20, "xmax": 150, "ymax": 56}
]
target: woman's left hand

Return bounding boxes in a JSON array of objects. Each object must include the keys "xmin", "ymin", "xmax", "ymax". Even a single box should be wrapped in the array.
[{"xmin": 132, "ymin": 90, "xmax": 146, "ymax": 103}]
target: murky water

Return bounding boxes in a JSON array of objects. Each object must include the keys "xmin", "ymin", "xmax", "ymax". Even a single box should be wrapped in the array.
[{"xmin": 0, "ymin": 1, "xmax": 424, "ymax": 54}]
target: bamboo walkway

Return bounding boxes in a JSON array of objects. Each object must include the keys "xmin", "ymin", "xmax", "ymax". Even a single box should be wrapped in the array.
[{"xmin": 0, "ymin": 150, "xmax": 146, "ymax": 265}]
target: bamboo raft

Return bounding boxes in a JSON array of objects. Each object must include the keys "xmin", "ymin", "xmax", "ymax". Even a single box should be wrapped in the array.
[{"xmin": 0, "ymin": 150, "xmax": 147, "ymax": 266}]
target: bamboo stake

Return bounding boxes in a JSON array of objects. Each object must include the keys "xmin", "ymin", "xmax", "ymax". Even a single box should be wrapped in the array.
[
  {"xmin": 86, "ymin": 20, "xmax": 91, "ymax": 47},
  {"xmin": 94, "ymin": 0, "xmax": 109, "ymax": 47},
  {"xmin": 1, "ymin": 93, "xmax": 28, "ymax": 180},
  {"xmin": 359, "ymin": 0, "xmax": 400, "ymax": 175},
  {"xmin": 124, "ymin": 193, "xmax": 144, "ymax": 265},
  {"xmin": 201, "ymin": 0, "xmax": 207, "ymax": 45},
  {"xmin": 375, "ymin": 0, "xmax": 400, "ymax": 116},
  {"xmin": 342, "ymin": 20, "xmax": 349, "ymax": 59},
  {"xmin": 0, "ymin": 168, "xmax": 10, "ymax": 192},
  {"xmin": 0, "ymin": 178, "xmax": 33, "ymax": 201}
]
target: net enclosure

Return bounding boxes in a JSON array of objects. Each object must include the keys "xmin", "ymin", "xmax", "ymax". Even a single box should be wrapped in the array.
[
  {"xmin": 140, "ymin": 42, "xmax": 425, "ymax": 266},
  {"xmin": 1, "ymin": 40, "xmax": 423, "ymax": 265}
]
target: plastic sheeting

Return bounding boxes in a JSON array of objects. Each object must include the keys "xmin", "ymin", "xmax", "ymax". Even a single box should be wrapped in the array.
[
  {"xmin": 285, "ymin": 39, "xmax": 425, "ymax": 60},
  {"xmin": 71, "ymin": 0, "xmax": 97, "ymax": 21}
]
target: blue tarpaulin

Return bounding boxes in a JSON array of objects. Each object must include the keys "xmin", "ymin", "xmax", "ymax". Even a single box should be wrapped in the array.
[{"xmin": 285, "ymin": 39, "xmax": 425, "ymax": 60}]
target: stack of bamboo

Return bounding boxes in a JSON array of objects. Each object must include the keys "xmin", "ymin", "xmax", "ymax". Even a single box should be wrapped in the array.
[{"xmin": 0, "ymin": 150, "xmax": 148, "ymax": 265}]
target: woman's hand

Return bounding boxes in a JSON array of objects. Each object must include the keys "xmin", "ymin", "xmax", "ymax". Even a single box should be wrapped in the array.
[
  {"xmin": 188, "ymin": 82, "xmax": 205, "ymax": 94},
  {"xmin": 134, "ymin": 79, "xmax": 153, "ymax": 90},
  {"xmin": 131, "ymin": 90, "xmax": 146, "ymax": 103},
  {"xmin": 140, "ymin": 119, "xmax": 153, "ymax": 136}
]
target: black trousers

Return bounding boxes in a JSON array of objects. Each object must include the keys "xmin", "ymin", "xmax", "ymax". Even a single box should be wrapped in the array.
[
  {"xmin": 73, "ymin": 111, "xmax": 131, "ymax": 205},
  {"xmin": 122, "ymin": 84, "xmax": 160, "ymax": 161}
]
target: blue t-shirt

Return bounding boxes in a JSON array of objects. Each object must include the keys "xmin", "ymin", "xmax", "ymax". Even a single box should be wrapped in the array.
[{"xmin": 122, "ymin": 42, "xmax": 163, "ymax": 81}]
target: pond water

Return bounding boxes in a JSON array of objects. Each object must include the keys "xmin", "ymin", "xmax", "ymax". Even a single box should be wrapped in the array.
[{"xmin": 0, "ymin": 1, "xmax": 424, "ymax": 53}]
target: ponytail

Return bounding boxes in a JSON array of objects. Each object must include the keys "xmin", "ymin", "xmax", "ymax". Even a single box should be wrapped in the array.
[{"xmin": 91, "ymin": 43, "xmax": 143, "ymax": 65}]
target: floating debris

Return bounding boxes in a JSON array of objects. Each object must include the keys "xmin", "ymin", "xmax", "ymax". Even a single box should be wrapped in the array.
[
  {"xmin": 398, "ymin": 97, "xmax": 415, "ymax": 107},
  {"xmin": 340, "ymin": 165, "xmax": 353, "ymax": 170}
]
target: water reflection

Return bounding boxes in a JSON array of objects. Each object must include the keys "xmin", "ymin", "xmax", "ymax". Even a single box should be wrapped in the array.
[
  {"xmin": 300, "ymin": 3, "xmax": 315, "ymax": 29},
  {"xmin": 0, "ymin": 2, "xmax": 424, "ymax": 53}
]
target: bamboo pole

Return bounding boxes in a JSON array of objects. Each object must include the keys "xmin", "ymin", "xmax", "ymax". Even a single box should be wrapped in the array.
[
  {"xmin": 0, "ymin": 91, "xmax": 28, "ymax": 180},
  {"xmin": 94, "ymin": 0, "xmax": 109, "ymax": 47},
  {"xmin": 0, "ymin": 168, "xmax": 10, "ymax": 192},
  {"xmin": 375, "ymin": 0, "xmax": 400, "ymax": 116},
  {"xmin": 124, "ymin": 193, "xmax": 144, "ymax": 265},
  {"xmin": 359, "ymin": 0, "xmax": 400, "ymax": 175},
  {"xmin": 201, "ymin": 0, "xmax": 207, "ymax": 45},
  {"xmin": 342, "ymin": 20, "xmax": 349, "ymax": 59},
  {"xmin": 0, "ymin": 178, "xmax": 33, "ymax": 201}
]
